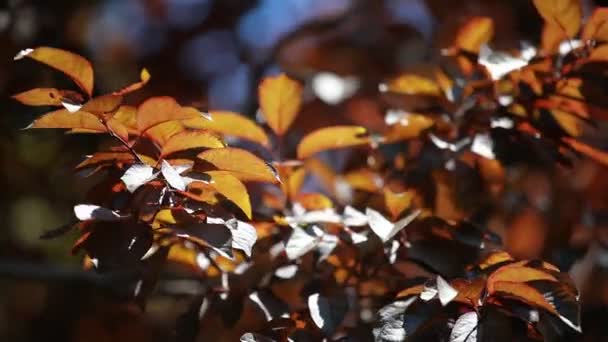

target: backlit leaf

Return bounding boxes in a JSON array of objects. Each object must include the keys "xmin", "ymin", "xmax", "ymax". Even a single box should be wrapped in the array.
[
  {"xmin": 136, "ymin": 96, "xmax": 198, "ymax": 132},
  {"xmin": 492, "ymin": 281, "xmax": 558, "ymax": 315},
  {"xmin": 387, "ymin": 75, "xmax": 441, "ymax": 96},
  {"xmin": 582, "ymin": 8, "xmax": 608, "ymax": 42},
  {"xmin": 562, "ymin": 137, "xmax": 608, "ymax": 166},
  {"xmin": 183, "ymin": 111, "xmax": 270, "ymax": 147},
  {"xmin": 207, "ymin": 171, "xmax": 252, "ymax": 219},
  {"xmin": 533, "ymin": 0, "xmax": 581, "ymax": 38},
  {"xmin": 297, "ymin": 126, "xmax": 370, "ymax": 159},
  {"xmin": 258, "ymin": 73, "xmax": 302, "ymax": 136},
  {"xmin": 384, "ymin": 189, "xmax": 414, "ymax": 220},
  {"xmin": 113, "ymin": 68, "xmax": 151, "ymax": 95},
  {"xmin": 161, "ymin": 131, "xmax": 224, "ymax": 157},
  {"xmin": 455, "ymin": 17, "xmax": 494, "ymax": 53},
  {"xmin": 27, "ymin": 109, "xmax": 106, "ymax": 131},
  {"xmin": 198, "ymin": 148, "xmax": 278, "ymax": 183},
  {"xmin": 487, "ymin": 265, "xmax": 557, "ymax": 293},
  {"xmin": 12, "ymin": 88, "xmax": 83, "ymax": 107},
  {"xmin": 14, "ymin": 47, "xmax": 94, "ymax": 96}
]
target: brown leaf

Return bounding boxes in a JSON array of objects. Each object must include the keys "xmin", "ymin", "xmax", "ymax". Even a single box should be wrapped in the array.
[
  {"xmin": 76, "ymin": 152, "xmax": 135, "ymax": 170},
  {"xmin": 198, "ymin": 148, "xmax": 278, "ymax": 183},
  {"xmin": 297, "ymin": 126, "xmax": 370, "ymax": 159},
  {"xmin": 27, "ymin": 109, "xmax": 106, "ymax": 131},
  {"xmin": 15, "ymin": 47, "xmax": 94, "ymax": 96},
  {"xmin": 160, "ymin": 131, "xmax": 224, "ymax": 157},
  {"xmin": 182, "ymin": 111, "xmax": 270, "ymax": 147},
  {"xmin": 258, "ymin": 74, "xmax": 303, "ymax": 136}
]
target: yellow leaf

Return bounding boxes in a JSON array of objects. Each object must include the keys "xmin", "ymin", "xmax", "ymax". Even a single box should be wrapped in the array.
[
  {"xmin": 198, "ymin": 148, "xmax": 278, "ymax": 183},
  {"xmin": 160, "ymin": 131, "xmax": 225, "ymax": 157},
  {"xmin": 384, "ymin": 189, "xmax": 414, "ymax": 220},
  {"xmin": 111, "ymin": 105, "xmax": 138, "ymax": 134},
  {"xmin": 182, "ymin": 111, "xmax": 270, "ymax": 147},
  {"xmin": 258, "ymin": 73, "xmax": 303, "ymax": 136},
  {"xmin": 207, "ymin": 171, "xmax": 252, "ymax": 219},
  {"xmin": 387, "ymin": 74, "xmax": 441, "ymax": 96},
  {"xmin": 343, "ymin": 169, "xmax": 382, "ymax": 192},
  {"xmin": 113, "ymin": 68, "xmax": 151, "ymax": 95},
  {"xmin": 275, "ymin": 161, "xmax": 306, "ymax": 199},
  {"xmin": 16, "ymin": 47, "xmax": 94, "ymax": 96},
  {"xmin": 383, "ymin": 113, "xmax": 434, "ymax": 143},
  {"xmin": 297, "ymin": 126, "xmax": 370, "ymax": 159}
]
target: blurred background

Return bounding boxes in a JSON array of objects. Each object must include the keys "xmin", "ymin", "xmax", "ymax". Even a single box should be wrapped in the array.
[{"xmin": 1, "ymin": 0, "xmax": 608, "ymax": 341}]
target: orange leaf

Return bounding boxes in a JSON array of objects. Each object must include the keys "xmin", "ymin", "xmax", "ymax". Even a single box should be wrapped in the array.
[
  {"xmin": 182, "ymin": 111, "xmax": 270, "ymax": 147},
  {"xmin": 113, "ymin": 68, "xmax": 151, "ymax": 95},
  {"xmin": 562, "ymin": 137, "xmax": 608, "ymax": 166},
  {"xmin": 136, "ymin": 97, "xmax": 199, "ymax": 132},
  {"xmin": 478, "ymin": 251, "xmax": 514, "ymax": 271},
  {"xmin": 396, "ymin": 284, "xmax": 425, "ymax": 298},
  {"xmin": 487, "ymin": 265, "xmax": 557, "ymax": 293},
  {"xmin": 12, "ymin": 88, "xmax": 83, "ymax": 107},
  {"xmin": 552, "ymin": 109, "xmax": 585, "ymax": 137},
  {"xmin": 27, "ymin": 109, "xmax": 106, "ymax": 131},
  {"xmin": 76, "ymin": 152, "xmax": 135, "ymax": 169},
  {"xmin": 258, "ymin": 73, "xmax": 303, "ymax": 136},
  {"xmin": 160, "ymin": 131, "xmax": 224, "ymax": 157},
  {"xmin": 198, "ymin": 148, "xmax": 278, "ymax": 183},
  {"xmin": 106, "ymin": 118, "xmax": 130, "ymax": 142},
  {"xmin": 297, "ymin": 126, "xmax": 370, "ymax": 159},
  {"xmin": 491, "ymin": 281, "xmax": 558, "ymax": 314},
  {"xmin": 587, "ymin": 44, "xmax": 608, "ymax": 62},
  {"xmin": 455, "ymin": 16, "xmax": 494, "ymax": 53},
  {"xmin": 207, "ymin": 171, "xmax": 252, "ymax": 219},
  {"xmin": 15, "ymin": 47, "xmax": 94, "ymax": 96},
  {"xmin": 582, "ymin": 8, "xmax": 608, "ymax": 42}
]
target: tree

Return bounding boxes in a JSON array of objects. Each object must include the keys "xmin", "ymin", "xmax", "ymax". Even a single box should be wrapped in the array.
[{"xmin": 13, "ymin": 1, "xmax": 608, "ymax": 340}]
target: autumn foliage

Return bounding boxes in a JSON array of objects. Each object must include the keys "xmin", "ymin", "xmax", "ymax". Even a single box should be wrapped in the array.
[{"xmin": 12, "ymin": 1, "xmax": 608, "ymax": 341}]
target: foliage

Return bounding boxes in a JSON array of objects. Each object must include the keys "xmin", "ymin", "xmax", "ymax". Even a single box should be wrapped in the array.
[{"xmin": 12, "ymin": 1, "xmax": 608, "ymax": 340}]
